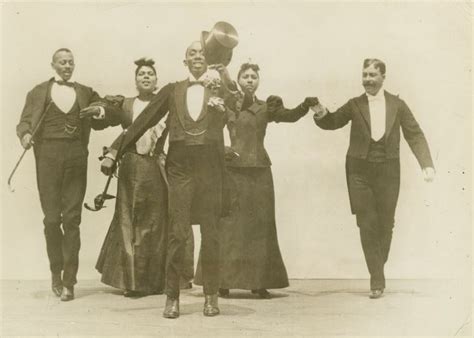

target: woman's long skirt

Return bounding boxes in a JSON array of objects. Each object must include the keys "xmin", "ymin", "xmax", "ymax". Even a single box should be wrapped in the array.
[
  {"xmin": 96, "ymin": 152, "xmax": 168, "ymax": 293},
  {"xmin": 195, "ymin": 166, "xmax": 289, "ymax": 290}
]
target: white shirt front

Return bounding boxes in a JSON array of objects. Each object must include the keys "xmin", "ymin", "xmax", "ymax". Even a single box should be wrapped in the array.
[
  {"xmin": 51, "ymin": 75, "xmax": 76, "ymax": 113},
  {"xmin": 367, "ymin": 87, "xmax": 386, "ymax": 141},
  {"xmin": 187, "ymin": 72, "xmax": 206, "ymax": 121}
]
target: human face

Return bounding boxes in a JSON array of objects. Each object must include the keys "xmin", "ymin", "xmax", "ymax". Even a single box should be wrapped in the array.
[
  {"xmin": 184, "ymin": 41, "xmax": 207, "ymax": 78},
  {"xmin": 238, "ymin": 68, "xmax": 260, "ymax": 95},
  {"xmin": 362, "ymin": 64, "xmax": 385, "ymax": 96},
  {"xmin": 51, "ymin": 51, "xmax": 75, "ymax": 81},
  {"xmin": 135, "ymin": 66, "xmax": 157, "ymax": 94}
]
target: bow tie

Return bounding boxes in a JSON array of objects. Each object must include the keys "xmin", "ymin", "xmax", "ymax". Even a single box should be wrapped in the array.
[
  {"xmin": 188, "ymin": 80, "xmax": 204, "ymax": 87},
  {"xmin": 55, "ymin": 80, "xmax": 75, "ymax": 88}
]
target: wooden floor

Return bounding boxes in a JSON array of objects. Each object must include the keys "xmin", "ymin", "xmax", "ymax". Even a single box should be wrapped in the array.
[{"xmin": 1, "ymin": 279, "xmax": 471, "ymax": 337}]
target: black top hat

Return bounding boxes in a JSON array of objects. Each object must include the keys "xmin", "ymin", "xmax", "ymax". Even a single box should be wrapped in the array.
[{"xmin": 201, "ymin": 21, "xmax": 239, "ymax": 66}]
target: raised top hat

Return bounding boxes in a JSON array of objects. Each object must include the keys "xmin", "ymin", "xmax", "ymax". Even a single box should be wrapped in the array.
[{"xmin": 201, "ymin": 21, "xmax": 239, "ymax": 66}]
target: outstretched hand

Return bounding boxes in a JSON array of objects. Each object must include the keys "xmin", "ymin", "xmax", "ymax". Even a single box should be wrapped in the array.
[
  {"xmin": 302, "ymin": 97, "xmax": 319, "ymax": 109},
  {"xmin": 423, "ymin": 167, "xmax": 435, "ymax": 182},
  {"xmin": 266, "ymin": 95, "xmax": 284, "ymax": 113},
  {"xmin": 80, "ymin": 106, "xmax": 102, "ymax": 119}
]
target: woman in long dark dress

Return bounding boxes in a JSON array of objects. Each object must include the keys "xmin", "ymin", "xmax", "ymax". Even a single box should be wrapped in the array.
[
  {"xmin": 95, "ymin": 58, "xmax": 170, "ymax": 296},
  {"xmin": 195, "ymin": 63, "xmax": 318, "ymax": 298}
]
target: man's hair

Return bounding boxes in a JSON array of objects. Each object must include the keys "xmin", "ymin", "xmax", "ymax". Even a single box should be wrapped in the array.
[
  {"xmin": 52, "ymin": 48, "xmax": 72, "ymax": 62},
  {"xmin": 363, "ymin": 58, "xmax": 386, "ymax": 75},
  {"xmin": 185, "ymin": 41, "xmax": 202, "ymax": 58}
]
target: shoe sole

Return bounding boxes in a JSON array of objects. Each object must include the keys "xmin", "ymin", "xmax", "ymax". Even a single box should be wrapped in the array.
[
  {"xmin": 163, "ymin": 313, "xmax": 179, "ymax": 319},
  {"xmin": 369, "ymin": 294, "xmax": 383, "ymax": 299}
]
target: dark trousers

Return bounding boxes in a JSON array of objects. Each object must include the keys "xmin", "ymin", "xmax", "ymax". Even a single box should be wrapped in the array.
[
  {"xmin": 34, "ymin": 139, "xmax": 88, "ymax": 287},
  {"xmin": 165, "ymin": 143, "xmax": 221, "ymax": 298},
  {"xmin": 347, "ymin": 158, "xmax": 400, "ymax": 290}
]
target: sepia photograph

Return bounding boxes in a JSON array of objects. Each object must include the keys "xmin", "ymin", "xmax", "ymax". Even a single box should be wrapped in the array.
[{"xmin": 0, "ymin": 1, "xmax": 472, "ymax": 336}]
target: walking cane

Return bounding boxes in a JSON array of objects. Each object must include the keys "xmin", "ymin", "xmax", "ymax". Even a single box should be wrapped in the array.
[
  {"xmin": 84, "ymin": 129, "xmax": 127, "ymax": 211},
  {"xmin": 7, "ymin": 102, "xmax": 52, "ymax": 192}
]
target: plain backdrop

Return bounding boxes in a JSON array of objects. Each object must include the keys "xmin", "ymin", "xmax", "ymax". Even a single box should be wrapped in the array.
[{"xmin": 0, "ymin": 2, "xmax": 471, "ymax": 283}]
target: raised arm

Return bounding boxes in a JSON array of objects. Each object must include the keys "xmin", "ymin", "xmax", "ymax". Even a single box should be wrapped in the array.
[
  {"xmin": 267, "ymin": 96, "xmax": 319, "ymax": 123},
  {"xmin": 313, "ymin": 99, "xmax": 353, "ymax": 130}
]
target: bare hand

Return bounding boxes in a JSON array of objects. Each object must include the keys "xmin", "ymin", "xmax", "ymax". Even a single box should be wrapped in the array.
[
  {"xmin": 208, "ymin": 64, "xmax": 233, "ymax": 88},
  {"xmin": 312, "ymin": 103, "xmax": 328, "ymax": 120},
  {"xmin": 104, "ymin": 95, "xmax": 125, "ymax": 107},
  {"xmin": 266, "ymin": 95, "xmax": 284, "ymax": 113},
  {"xmin": 80, "ymin": 106, "xmax": 101, "ymax": 119},
  {"xmin": 224, "ymin": 146, "xmax": 240, "ymax": 161},
  {"xmin": 302, "ymin": 97, "xmax": 319, "ymax": 109},
  {"xmin": 208, "ymin": 96, "xmax": 226, "ymax": 113},
  {"xmin": 423, "ymin": 167, "xmax": 435, "ymax": 182},
  {"xmin": 158, "ymin": 152, "xmax": 166, "ymax": 168},
  {"xmin": 208, "ymin": 63, "xmax": 226, "ymax": 73},
  {"xmin": 21, "ymin": 133, "xmax": 33, "ymax": 149},
  {"xmin": 101, "ymin": 158, "xmax": 115, "ymax": 176}
]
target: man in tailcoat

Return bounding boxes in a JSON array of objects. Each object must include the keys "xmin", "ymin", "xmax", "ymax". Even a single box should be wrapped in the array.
[
  {"xmin": 101, "ymin": 41, "xmax": 234, "ymax": 318},
  {"xmin": 313, "ymin": 58, "xmax": 435, "ymax": 298},
  {"xmin": 16, "ymin": 48, "xmax": 120, "ymax": 301}
]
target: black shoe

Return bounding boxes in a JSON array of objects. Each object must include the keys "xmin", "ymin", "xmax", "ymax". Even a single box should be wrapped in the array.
[
  {"xmin": 369, "ymin": 289, "xmax": 384, "ymax": 299},
  {"xmin": 60, "ymin": 286, "xmax": 74, "ymax": 301},
  {"xmin": 163, "ymin": 296, "xmax": 179, "ymax": 319},
  {"xmin": 251, "ymin": 289, "xmax": 271, "ymax": 299},
  {"xmin": 203, "ymin": 294, "xmax": 220, "ymax": 317},
  {"xmin": 180, "ymin": 281, "xmax": 193, "ymax": 290},
  {"xmin": 218, "ymin": 288, "xmax": 230, "ymax": 297},
  {"xmin": 51, "ymin": 272, "xmax": 62, "ymax": 297},
  {"xmin": 123, "ymin": 290, "xmax": 146, "ymax": 298}
]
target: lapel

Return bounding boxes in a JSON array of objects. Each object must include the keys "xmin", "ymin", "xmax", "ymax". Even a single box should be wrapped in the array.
[
  {"xmin": 174, "ymin": 80, "xmax": 189, "ymax": 129},
  {"xmin": 28, "ymin": 80, "xmax": 52, "ymax": 129},
  {"xmin": 354, "ymin": 94, "xmax": 371, "ymax": 136},
  {"xmin": 196, "ymin": 87, "xmax": 210, "ymax": 121},
  {"xmin": 36, "ymin": 79, "xmax": 52, "ymax": 110},
  {"xmin": 384, "ymin": 91, "xmax": 397, "ymax": 137},
  {"xmin": 73, "ymin": 82, "xmax": 89, "ymax": 109},
  {"xmin": 247, "ymin": 99, "xmax": 265, "ymax": 115}
]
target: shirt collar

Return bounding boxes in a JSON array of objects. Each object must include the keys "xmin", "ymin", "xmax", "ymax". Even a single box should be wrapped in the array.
[
  {"xmin": 366, "ymin": 86, "xmax": 385, "ymax": 101},
  {"xmin": 54, "ymin": 74, "xmax": 74, "ymax": 83},
  {"xmin": 187, "ymin": 71, "xmax": 207, "ymax": 82}
]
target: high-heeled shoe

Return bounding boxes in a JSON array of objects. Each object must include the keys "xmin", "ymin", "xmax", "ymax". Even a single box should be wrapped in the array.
[{"xmin": 251, "ymin": 289, "xmax": 271, "ymax": 299}]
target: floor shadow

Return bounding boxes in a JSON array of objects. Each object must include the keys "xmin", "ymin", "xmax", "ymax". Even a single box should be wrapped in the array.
[
  {"xmin": 74, "ymin": 286, "xmax": 123, "ymax": 299},
  {"xmin": 109, "ymin": 306, "xmax": 160, "ymax": 312},
  {"xmin": 179, "ymin": 302, "xmax": 255, "ymax": 317},
  {"xmin": 31, "ymin": 285, "xmax": 163, "ymax": 300},
  {"xmin": 286, "ymin": 288, "xmax": 421, "ymax": 298},
  {"xmin": 187, "ymin": 290, "xmax": 289, "ymax": 300}
]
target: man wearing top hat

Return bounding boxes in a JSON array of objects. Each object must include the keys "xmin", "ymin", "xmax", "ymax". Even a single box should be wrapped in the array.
[
  {"xmin": 16, "ymin": 48, "xmax": 121, "ymax": 301},
  {"xmin": 101, "ymin": 36, "xmax": 237, "ymax": 318},
  {"xmin": 313, "ymin": 58, "xmax": 435, "ymax": 299}
]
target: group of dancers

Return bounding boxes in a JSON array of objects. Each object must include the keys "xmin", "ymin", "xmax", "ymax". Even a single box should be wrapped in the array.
[{"xmin": 16, "ymin": 36, "xmax": 434, "ymax": 319}]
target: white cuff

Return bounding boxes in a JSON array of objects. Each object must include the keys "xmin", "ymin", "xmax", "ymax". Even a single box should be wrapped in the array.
[
  {"xmin": 92, "ymin": 107, "xmax": 106, "ymax": 120},
  {"xmin": 105, "ymin": 152, "xmax": 116, "ymax": 161}
]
